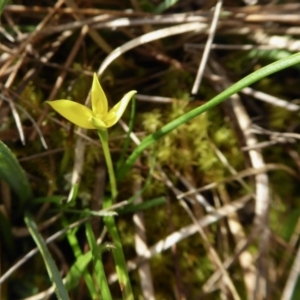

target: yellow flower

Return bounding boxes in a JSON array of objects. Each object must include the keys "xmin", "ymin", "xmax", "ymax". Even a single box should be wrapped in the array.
[{"xmin": 47, "ymin": 74, "xmax": 137, "ymax": 130}]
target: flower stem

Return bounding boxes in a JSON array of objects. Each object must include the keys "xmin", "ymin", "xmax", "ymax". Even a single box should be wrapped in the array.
[
  {"xmin": 97, "ymin": 130, "xmax": 133, "ymax": 300},
  {"xmin": 98, "ymin": 130, "xmax": 117, "ymax": 200}
]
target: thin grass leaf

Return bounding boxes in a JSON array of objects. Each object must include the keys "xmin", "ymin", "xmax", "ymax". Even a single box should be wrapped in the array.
[
  {"xmin": 65, "ymin": 251, "xmax": 92, "ymax": 290},
  {"xmin": 63, "ymin": 217, "xmax": 97, "ymax": 299},
  {"xmin": 118, "ymin": 52, "xmax": 300, "ymax": 179},
  {"xmin": 121, "ymin": 150, "xmax": 156, "ymax": 205},
  {"xmin": 24, "ymin": 212, "xmax": 69, "ymax": 300},
  {"xmin": 0, "ymin": 0, "xmax": 8, "ymax": 17},
  {"xmin": 116, "ymin": 96, "xmax": 136, "ymax": 172},
  {"xmin": 97, "ymin": 129, "xmax": 134, "ymax": 300},
  {"xmin": 154, "ymin": 0, "xmax": 180, "ymax": 13},
  {"xmin": 0, "ymin": 141, "xmax": 32, "ymax": 206},
  {"xmin": 103, "ymin": 214, "xmax": 134, "ymax": 300},
  {"xmin": 67, "ymin": 182, "xmax": 79, "ymax": 203},
  {"xmin": 248, "ymin": 49, "xmax": 300, "ymax": 71},
  {"xmin": 118, "ymin": 196, "xmax": 167, "ymax": 214},
  {"xmin": 85, "ymin": 222, "xmax": 112, "ymax": 300},
  {"xmin": 0, "ymin": 210, "xmax": 15, "ymax": 256},
  {"xmin": 63, "ymin": 209, "xmax": 117, "ymax": 217},
  {"xmin": 33, "ymin": 195, "xmax": 66, "ymax": 204}
]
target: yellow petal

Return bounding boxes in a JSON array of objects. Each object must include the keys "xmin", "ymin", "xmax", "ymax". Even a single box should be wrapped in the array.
[
  {"xmin": 105, "ymin": 91, "xmax": 137, "ymax": 127},
  {"xmin": 92, "ymin": 73, "xmax": 108, "ymax": 116},
  {"xmin": 46, "ymin": 100, "xmax": 96, "ymax": 129}
]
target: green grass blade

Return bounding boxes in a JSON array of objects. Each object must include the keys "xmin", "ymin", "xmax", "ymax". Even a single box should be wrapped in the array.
[
  {"xmin": 0, "ymin": 0, "xmax": 8, "ymax": 17},
  {"xmin": 154, "ymin": 0, "xmax": 180, "ymax": 13},
  {"xmin": 0, "ymin": 141, "xmax": 32, "ymax": 206},
  {"xmin": 24, "ymin": 212, "xmax": 70, "ymax": 300},
  {"xmin": 119, "ymin": 150, "xmax": 156, "ymax": 203},
  {"xmin": 0, "ymin": 210, "xmax": 15, "ymax": 256},
  {"xmin": 118, "ymin": 196, "xmax": 167, "ymax": 214},
  {"xmin": 85, "ymin": 222, "xmax": 113, "ymax": 300},
  {"xmin": 63, "ymin": 218, "xmax": 97, "ymax": 299},
  {"xmin": 119, "ymin": 52, "xmax": 300, "ymax": 179},
  {"xmin": 104, "ymin": 214, "xmax": 133, "ymax": 300},
  {"xmin": 97, "ymin": 130, "xmax": 134, "ymax": 299},
  {"xmin": 65, "ymin": 252, "xmax": 92, "ymax": 290},
  {"xmin": 116, "ymin": 96, "xmax": 136, "ymax": 172}
]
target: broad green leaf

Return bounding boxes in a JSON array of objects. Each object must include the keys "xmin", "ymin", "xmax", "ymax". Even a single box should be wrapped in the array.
[{"xmin": 0, "ymin": 141, "xmax": 32, "ymax": 205}]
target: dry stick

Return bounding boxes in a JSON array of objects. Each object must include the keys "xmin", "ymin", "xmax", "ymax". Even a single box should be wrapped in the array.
[
  {"xmin": 97, "ymin": 22, "xmax": 208, "ymax": 76},
  {"xmin": 203, "ymin": 234, "xmax": 256, "ymax": 292},
  {"xmin": 161, "ymin": 173, "xmax": 186, "ymax": 299},
  {"xmin": 177, "ymin": 163, "xmax": 297, "ymax": 199},
  {"xmin": 161, "ymin": 169, "xmax": 240, "ymax": 300},
  {"xmin": 30, "ymin": 24, "xmax": 89, "ymax": 142},
  {"xmin": 191, "ymin": 0, "xmax": 223, "ymax": 95},
  {"xmin": 180, "ymin": 139, "xmax": 255, "ymax": 298},
  {"xmin": 2, "ymin": 14, "xmax": 30, "ymax": 145},
  {"xmin": 242, "ymin": 126, "xmax": 300, "ymax": 152},
  {"xmin": 208, "ymin": 59, "xmax": 270, "ymax": 299},
  {"xmin": 19, "ymin": 29, "xmax": 73, "ymax": 91},
  {"xmin": 94, "ymin": 22, "xmax": 214, "ymax": 294},
  {"xmin": 37, "ymin": 25, "xmax": 89, "ymax": 217},
  {"xmin": 3, "ymin": 4, "xmax": 142, "ymax": 15},
  {"xmin": 250, "ymin": 30, "xmax": 300, "ymax": 52},
  {"xmin": 12, "ymin": 213, "xmax": 62, "ymax": 238},
  {"xmin": 222, "ymin": 26, "xmax": 300, "ymax": 36},
  {"xmin": 109, "ymin": 194, "xmax": 252, "ymax": 284},
  {"xmin": 3, "ymin": 6, "xmax": 300, "ymax": 43},
  {"xmin": 69, "ymin": 8, "xmax": 290, "ymax": 296},
  {"xmin": 132, "ymin": 168, "xmax": 155, "ymax": 300},
  {"xmin": 281, "ymin": 242, "xmax": 300, "ymax": 300},
  {"xmin": 278, "ymin": 218, "xmax": 300, "ymax": 278},
  {"xmin": 0, "ymin": 0, "xmax": 66, "ymax": 146},
  {"xmin": 63, "ymin": 0, "xmax": 113, "ymax": 54},
  {"xmin": 185, "ymin": 43, "xmax": 299, "ymax": 51},
  {"xmin": 287, "ymin": 148, "xmax": 300, "ymax": 172},
  {"xmin": 116, "ymin": 122, "xmax": 295, "ymax": 293},
  {"xmin": 173, "ymin": 168, "xmax": 214, "ymax": 213},
  {"xmin": 0, "ymin": 201, "xmax": 120, "ymax": 287},
  {"xmin": 4, "ymin": 3, "xmax": 300, "ymax": 15},
  {"xmin": 241, "ymin": 87, "xmax": 300, "ymax": 112},
  {"xmin": 35, "ymin": 14, "xmax": 208, "ymax": 37},
  {"xmin": 2, "ymin": 73, "xmax": 26, "ymax": 145},
  {"xmin": 0, "ymin": 217, "xmax": 90, "ymax": 285},
  {"xmin": 115, "ymin": 122, "xmax": 246, "ymax": 297},
  {"xmin": 51, "ymin": 0, "xmax": 120, "ymax": 206},
  {"xmin": 12, "ymin": 30, "xmax": 73, "ymax": 147},
  {"xmin": 19, "ymin": 5, "xmax": 300, "ymax": 37},
  {"xmin": 194, "ymin": 138, "xmax": 256, "ymax": 298},
  {"xmin": 3, "ymin": 10, "xmax": 23, "ymax": 39},
  {"xmin": 130, "ymin": 0, "xmax": 162, "ymax": 50},
  {"xmin": 0, "ymin": 90, "xmax": 47, "ymax": 149},
  {"xmin": 218, "ymin": 185, "xmax": 256, "ymax": 297},
  {"xmin": 0, "ymin": 0, "xmax": 65, "ymax": 78}
]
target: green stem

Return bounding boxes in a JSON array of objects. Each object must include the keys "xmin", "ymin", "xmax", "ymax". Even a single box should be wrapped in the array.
[
  {"xmin": 98, "ymin": 130, "xmax": 117, "ymax": 200},
  {"xmin": 118, "ymin": 51, "xmax": 300, "ymax": 180},
  {"xmin": 97, "ymin": 130, "xmax": 134, "ymax": 300}
]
